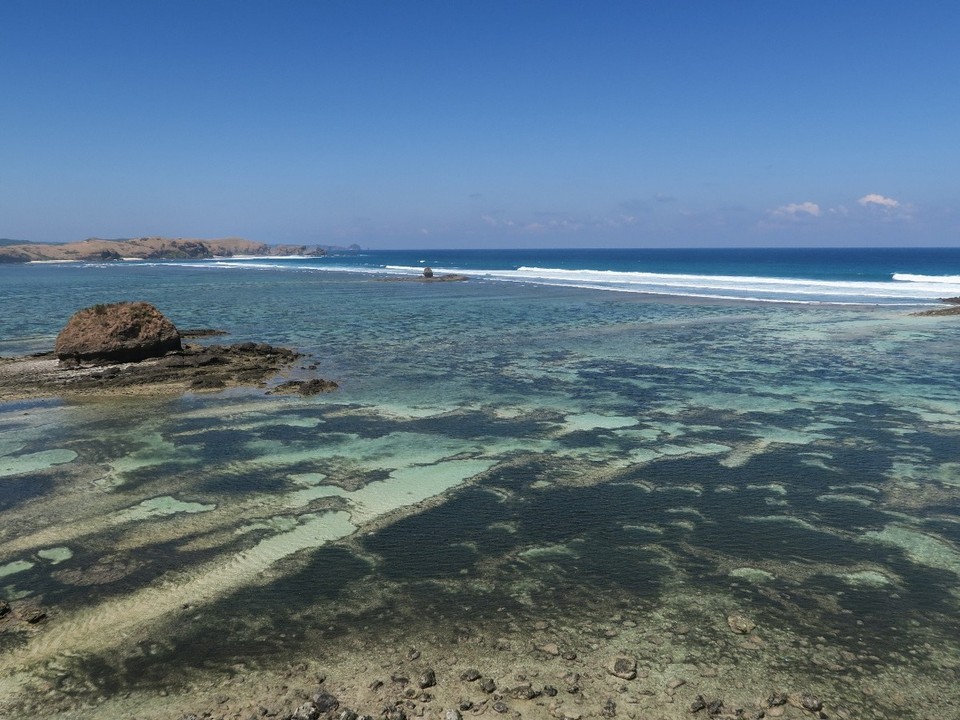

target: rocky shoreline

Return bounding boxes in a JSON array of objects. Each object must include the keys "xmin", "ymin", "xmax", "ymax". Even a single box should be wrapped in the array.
[
  {"xmin": 0, "ymin": 301, "xmax": 337, "ymax": 401},
  {"xmin": 0, "ymin": 341, "xmax": 332, "ymax": 401}
]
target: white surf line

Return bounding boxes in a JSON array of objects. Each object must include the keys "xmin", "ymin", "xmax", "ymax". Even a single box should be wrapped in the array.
[{"xmin": 0, "ymin": 457, "xmax": 494, "ymax": 691}]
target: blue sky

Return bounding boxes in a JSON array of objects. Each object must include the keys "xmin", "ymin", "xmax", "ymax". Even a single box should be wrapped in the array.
[{"xmin": 2, "ymin": 1, "xmax": 958, "ymax": 248}]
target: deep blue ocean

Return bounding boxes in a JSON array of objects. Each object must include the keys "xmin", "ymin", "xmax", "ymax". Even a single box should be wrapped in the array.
[{"xmin": 197, "ymin": 246, "xmax": 960, "ymax": 305}]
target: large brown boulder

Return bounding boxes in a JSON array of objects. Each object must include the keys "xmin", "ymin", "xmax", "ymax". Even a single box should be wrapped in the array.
[{"xmin": 55, "ymin": 302, "xmax": 182, "ymax": 365}]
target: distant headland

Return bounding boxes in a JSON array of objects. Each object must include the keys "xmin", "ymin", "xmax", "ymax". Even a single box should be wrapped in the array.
[{"xmin": 0, "ymin": 236, "xmax": 361, "ymax": 263}]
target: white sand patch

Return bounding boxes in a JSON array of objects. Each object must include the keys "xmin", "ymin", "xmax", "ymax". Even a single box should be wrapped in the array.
[
  {"xmin": 311, "ymin": 459, "xmax": 495, "ymax": 523},
  {"xmin": 862, "ymin": 525, "xmax": 960, "ymax": 577},
  {"xmin": 829, "ymin": 483, "xmax": 881, "ymax": 494},
  {"xmin": 887, "ymin": 460, "xmax": 960, "ymax": 488},
  {"xmin": 747, "ymin": 483, "xmax": 787, "ymax": 495},
  {"xmin": 0, "ymin": 449, "xmax": 77, "ymax": 478},
  {"xmin": 0, "ymin": 559, "xmax": 33, "ymax": 579},
  {"xmin": 0, "ymin": 440, "xmax": 25, "ymax": 457},
  {"xmin": 232, "ymin": 414, "xmax": 324, "ymax": 430},
  {"xmin": 746, "ymin": 426, "xmax": 828, "ymax": 445},
  {"xmin": 626, "ymin": 448, "xmax": 660, "ymax": 464},
  {"xmin": 113, "ymin": 496, "xmax": 216, "ymax": 523},
  {"xmin": 667, "ymin": 506, "xmax": 705, "ymax": 519},
  {"xmin": 562, "ymin": 413, "xmax": 638, "ymax": 432},
  {"xmin": 842, "ymin": 570, "xmax": 893, "ymax": 587},
  {"xmin": 319, "ymin": 403, "xmax": 458, "ymax": 423},
  {"xmin": 817, "ymin": 493, "xmax": 874, "ymax": 506},
  {"xmin": 653, "ymin": 485, "xmax": 702, "ymax": 495},
  {"xmin": 96, "ymin": 430, "xmax": 200, "ymax": 489},
  {"xmin": 245, "ymin": 431, "xmax": 475, "ymax": 473},
  {"xmin": 622, "ymin": 523, "xmax": 663, "ymax": 534},
  {"xmin": 744, "ymin": 515, "xmax": 819, "ymax": 531},
  {"xmin": 236, "ymin": 516, "xmax": 300, "ymax": 535},
  {"xmin": 518, "ymin": 543, "xmax": 580, "ymax": 560},
  {"xmin": 730, "ymin": 567, "xmax": 776, "ymax": 583},
  {"xmin": 614, "ymin": 427, "xmax": 663, "ymax": 442},
  {"xmin": 36, "ymin": 547, "xmax": 73, "ymax": 564},
  {"xmin": 720, "ymin": 439, "xmax": 771, "ymax": 468}
]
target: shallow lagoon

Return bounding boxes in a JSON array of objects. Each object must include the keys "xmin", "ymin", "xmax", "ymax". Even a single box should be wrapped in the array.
[{"xmin": 1, "ymin": 263, "xmax": 960, "ymax": 719}]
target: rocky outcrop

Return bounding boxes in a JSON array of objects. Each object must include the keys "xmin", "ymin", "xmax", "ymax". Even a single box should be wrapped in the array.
[
  {"xmin": 0, "ymin": 341, "xmax": 317, "ymax": 401},
  {"xmin": 54, "ymin": 302, "xmax": 182, "ymax": 365}
]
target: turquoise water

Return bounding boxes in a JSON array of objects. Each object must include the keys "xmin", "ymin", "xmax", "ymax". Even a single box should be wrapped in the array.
[{"xmin": 1, "ymin": 257, "xmax": 960, "ymax": 718}]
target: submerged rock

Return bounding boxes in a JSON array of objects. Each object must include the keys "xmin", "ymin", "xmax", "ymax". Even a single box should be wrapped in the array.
[
  {"xmin": 271, "ymin": 378, "xmax": 340, "ymax": 396},
  {"xmin": 726, "ymin": 614, "xmax": 756, "ymax": 634},
  {"xmin": 55, "ymin": 301, "xmax": 182, "ymax": 365},
  {"xmin": 418, "ymin": 669, "xmax": 437, "ymax": 689},
  {"xmin": 607, "ymin": 656, "xmax": 637, "ymax": 680}
]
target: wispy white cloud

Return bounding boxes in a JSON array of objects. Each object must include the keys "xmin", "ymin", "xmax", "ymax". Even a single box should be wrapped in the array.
[
  {"xmin": 858, "ymin": 193, "xmax": 900, "ymax": 209},
  {"xmin": 770, "ymin": 201, "xmax": 821, "ymax": 219}
]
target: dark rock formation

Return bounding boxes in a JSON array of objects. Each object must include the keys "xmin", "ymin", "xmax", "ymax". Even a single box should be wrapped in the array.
[
  {"xmin": 55, "ymin": 302, "xmax": 182, "ymax": 365},
  {"xmin": 607, "ymin": 656, "xmax": 637, "ymax": 680},
  {"xmin": 423, "ymin": 267, "xmax": 434, "ymax": 278},
  {"xmin": 270, "ymin": 378, "xmax": 339, "ymax": 396}
]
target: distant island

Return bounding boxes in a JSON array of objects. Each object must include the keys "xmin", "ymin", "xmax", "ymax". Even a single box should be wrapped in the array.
[{"xmin": 0, "ymin": 236, "xmax": 361, "ymax": 263}]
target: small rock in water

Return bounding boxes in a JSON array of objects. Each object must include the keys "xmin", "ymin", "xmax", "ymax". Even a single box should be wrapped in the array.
[
  {"xmin": 418, "ymin": 669, "xmax": 437, "ymax": 689},
  {"xmin": 509, "ymin": 684, "xmax": 540, "ymax": 700},
  {"xmin": 801, "ymin": 694, "xmax": 824, "ymax": 712},
  {"xmin": 767, "ymin": 692, "xmax": 788, "ymax": 707},
  {"xmin": 289, "ymin": 706, "xmax": 318, "ymax": 720},
  {"xmin": 480, "ymin": 678, "xmax": 497, "ymax": 694},
  {"xmin": 493, "ymin": 702, "xmax": 508, "ymax": 714},
  {"xmin": 311, "ymin": 691, "xmax": 339, "ymax": 714},
  {"xmin": 726, "ymin": 614, "xmax": 756, "ymax": 634},
  {"xmin": 690, "ymin": 695, "xmax": 707, "ymax": 713},
  {"xmin": 423, "ymin": 267, "xmax": 434, "ymax": 278},
  {"xmin": 24, "ymin": 608, "xmax": 47, "ymax": 624},
  {"xmin": 607, "ymin": 657, "xmax": 637, "ymax": 680}
]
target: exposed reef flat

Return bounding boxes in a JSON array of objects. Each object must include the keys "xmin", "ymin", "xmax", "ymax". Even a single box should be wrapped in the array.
[
  {"xmin": 910, "ymin": 305, "xmax": 960, "ymax": 316},
  {"xmin": 377, "ymin": 274, "xmax": 470, "ymax": 283},
  {"xmin": 0, "ymin": 342, "xmax": 316, "ymax": 401}
]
